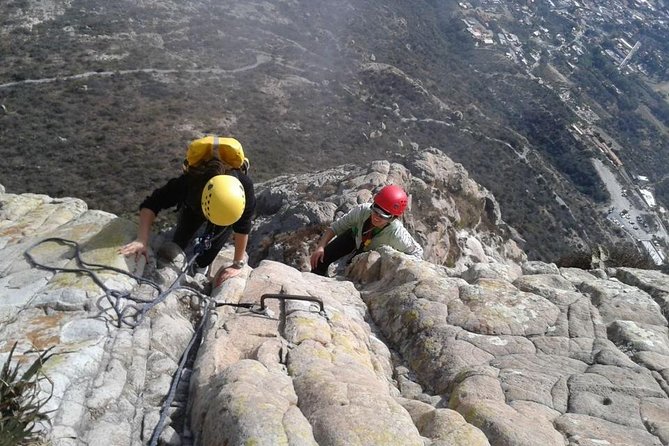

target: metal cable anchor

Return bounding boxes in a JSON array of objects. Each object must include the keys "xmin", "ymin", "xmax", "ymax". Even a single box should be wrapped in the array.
[{"xmin": 253, "ymin": 293, "xmax": 329, "ymax": 320}]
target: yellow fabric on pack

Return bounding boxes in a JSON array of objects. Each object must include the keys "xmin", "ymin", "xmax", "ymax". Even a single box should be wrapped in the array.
[{"xmin": 186, "ymin": 136, "xmax": 245, "ymax": 169}]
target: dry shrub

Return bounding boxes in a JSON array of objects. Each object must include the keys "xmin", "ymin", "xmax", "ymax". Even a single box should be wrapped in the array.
[{"xmin": 0, "ymin": 343, "xmax": 54, "ymax": 446}]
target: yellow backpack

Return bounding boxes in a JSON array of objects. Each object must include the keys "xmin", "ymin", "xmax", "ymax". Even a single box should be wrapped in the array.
[{"xmin": 184, "ymin": 136, "xmax": 247, "ymax": 171}]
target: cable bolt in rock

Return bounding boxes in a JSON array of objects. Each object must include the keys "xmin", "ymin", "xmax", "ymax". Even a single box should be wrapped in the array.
[{"xmin": 250, "ymin": 293, "xmax": 329, "ymax": 320}]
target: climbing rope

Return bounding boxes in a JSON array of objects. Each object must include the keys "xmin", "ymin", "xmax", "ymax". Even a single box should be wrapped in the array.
[
  {"xmin": 24, "ymin": 237, "xmax": 198, "ymax": 328},
  {"xmin": 24, "ymin": 236, "xmax": 328, "ymax": 445},
  {"xmin": 24, "ymin": 236, "xmax": 243, "ymax": 444},
  {"xmin": 147, "ymin": 295, "xmax": 211, "ymax": 446}
]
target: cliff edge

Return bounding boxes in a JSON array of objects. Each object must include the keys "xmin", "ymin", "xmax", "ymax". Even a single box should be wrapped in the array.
[{"xmin": 0, "ymin": 149, "xmax": 668, "ymax": 446}]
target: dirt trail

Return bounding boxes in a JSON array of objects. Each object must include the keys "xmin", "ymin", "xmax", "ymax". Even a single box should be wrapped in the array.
[{"xmin": 0, "ymin": 54, "xmax": 271, "ymax": 90}]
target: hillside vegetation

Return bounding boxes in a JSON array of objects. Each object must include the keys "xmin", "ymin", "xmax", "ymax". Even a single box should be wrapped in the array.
[{"xmin": 1, "ymin": 0, "xmax": 667, "ymax": 261}]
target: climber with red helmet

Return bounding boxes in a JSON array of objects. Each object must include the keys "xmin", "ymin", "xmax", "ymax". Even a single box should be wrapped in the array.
[
  {"xmin": 119, "ymin": 136, "xmax": 256, "ymax": 286},
  {"xmin": 310, "ymin": 185, "xmax": 423, "ymax": 276}
]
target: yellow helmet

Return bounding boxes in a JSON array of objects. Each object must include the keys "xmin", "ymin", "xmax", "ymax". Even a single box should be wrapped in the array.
[
  {"xmin": 201, "ymin": 175, "xmax": 246, "ymax": 226},
  {"xmin": 186, "ymin": 136, "xmax": 245, "ymax": 169}
]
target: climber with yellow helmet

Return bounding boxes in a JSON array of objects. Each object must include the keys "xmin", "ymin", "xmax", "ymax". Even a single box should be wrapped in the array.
[{"xmin": 119, "ymin": 136, "xmax": 255, "ymax": 285}]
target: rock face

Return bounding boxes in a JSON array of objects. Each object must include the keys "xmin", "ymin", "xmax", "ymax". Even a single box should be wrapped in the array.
[
  {"xmin": 0, "ymin": 186, "xmax": 200, "ymax": 446},
  {"xmin": 249, "ymin": 148, "xmax": 526, "ymax": 274},
  {"xmin": 0, "ymin": 149, "xmax": 668, "ymax": 446}
]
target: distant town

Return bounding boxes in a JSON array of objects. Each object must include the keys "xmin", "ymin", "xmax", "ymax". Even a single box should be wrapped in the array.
[
  {"xmin": 459, "ymin": 0, "xmax": 667, "ymax": 79},
  {"xmin": 459, "ymin": 0, "xmax": 669, "ymax": 264}
]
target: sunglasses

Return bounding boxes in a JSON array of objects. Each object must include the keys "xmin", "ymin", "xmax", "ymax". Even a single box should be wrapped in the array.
[{"xmin": 372, "ymin": 204, "xmax": 393, "ymax": 220}]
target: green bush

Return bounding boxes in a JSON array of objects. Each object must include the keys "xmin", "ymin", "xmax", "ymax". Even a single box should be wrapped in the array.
[{"xmin": 0, "ymin": 343, "xmax": 54, "ymax": 446}]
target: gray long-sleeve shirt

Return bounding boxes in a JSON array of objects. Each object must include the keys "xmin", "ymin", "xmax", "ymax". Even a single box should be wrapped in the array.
[{"xmin": 330, "ymin": 203, "xmax": 423, "ymax": 260}]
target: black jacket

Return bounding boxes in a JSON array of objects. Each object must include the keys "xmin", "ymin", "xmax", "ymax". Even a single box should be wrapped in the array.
[{"xmin": 140, "ymin": 170, "xmax": 255, "ymax": 234}]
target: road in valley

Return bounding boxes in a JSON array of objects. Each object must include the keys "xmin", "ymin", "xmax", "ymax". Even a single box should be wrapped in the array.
[{"xmin": 592, "ymin": 158, "xmax": 667, "ymax": 262}]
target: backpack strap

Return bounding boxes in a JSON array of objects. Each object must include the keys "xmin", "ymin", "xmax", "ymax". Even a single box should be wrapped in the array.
[{"xmin": 211, "ymin": 135, "xmax": 220, "ymax": 160}]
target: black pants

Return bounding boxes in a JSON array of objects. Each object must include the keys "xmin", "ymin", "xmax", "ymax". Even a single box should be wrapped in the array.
[
  {"xmin": 312, "ymin": 230, "xmax": 358, "ymax": 276},
  {"xmin": 172, "ymin": 206, "xmax": 231, "ymax": 268}
]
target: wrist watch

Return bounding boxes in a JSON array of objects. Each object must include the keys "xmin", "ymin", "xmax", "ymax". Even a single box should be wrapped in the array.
[{"xmin": 231, "ymin": 259, "xmax": 246, "ymax": 269}]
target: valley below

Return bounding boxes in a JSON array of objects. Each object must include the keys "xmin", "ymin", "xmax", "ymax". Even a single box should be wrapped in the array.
[{"xmin": 1, "ymin": 0, "xmax": 668, "ymax": 264}]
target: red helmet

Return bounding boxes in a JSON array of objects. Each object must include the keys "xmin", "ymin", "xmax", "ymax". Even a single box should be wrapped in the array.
[{"xmin": 374, "ymin": 185, "xmax": 408, "ymax": 216}]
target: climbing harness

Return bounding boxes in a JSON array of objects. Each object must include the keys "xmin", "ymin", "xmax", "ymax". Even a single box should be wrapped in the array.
[
  {"xmin": 193, "ymin": 229, "xmax": 214, "ymax": 255},
  {"xmin": 24, "ymin": 235, "xmax": 327, "ymax": 446}
]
